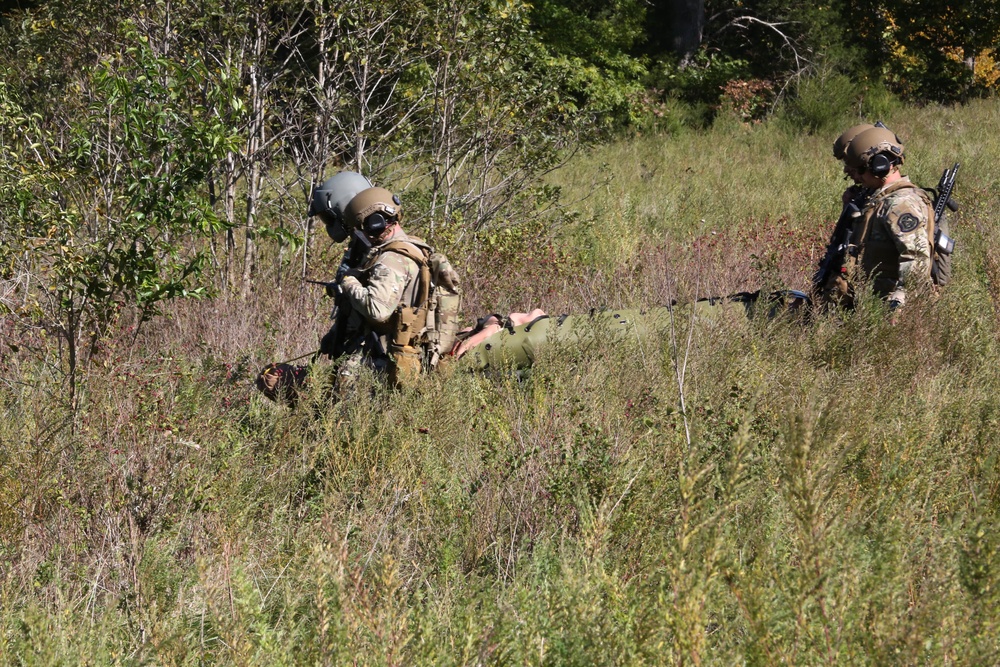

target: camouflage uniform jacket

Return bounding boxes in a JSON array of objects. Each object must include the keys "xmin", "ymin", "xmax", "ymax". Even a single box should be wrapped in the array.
[
  {"xmin": 852, "ymin": 176, "xmax": 933, "ymax": 305},
  {"xmin": 340, "ymin": 231, "xmax": 425, "ymax": 335}
]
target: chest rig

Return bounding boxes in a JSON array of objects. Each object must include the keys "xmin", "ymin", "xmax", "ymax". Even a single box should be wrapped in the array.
[{"xmin": 363, "ymin": 238, "xmax": 461, "ymax": 386}]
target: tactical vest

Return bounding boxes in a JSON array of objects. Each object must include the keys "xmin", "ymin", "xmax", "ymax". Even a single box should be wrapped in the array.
[
  {"xmin": 364, "ymin": 238, "xmax": 461, "ymax": 386},
  {"xmin": 851, "ymin": 178, "xmax": 936, "ymax": 297}
]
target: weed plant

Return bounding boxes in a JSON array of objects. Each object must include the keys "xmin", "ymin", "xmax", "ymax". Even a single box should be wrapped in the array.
[{"xmin": 3, "ymin": 100, "xmax": 1000, "ymax": 664}]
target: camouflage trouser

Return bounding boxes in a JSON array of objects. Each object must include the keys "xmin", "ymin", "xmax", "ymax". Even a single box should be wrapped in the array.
[
  {"xmin": 332, "ymin": 349, "xmax": 389, "ymax": 399},
  {"xmin": 332, "ymin": 350, "xmax": 363, "ymax": 399}
]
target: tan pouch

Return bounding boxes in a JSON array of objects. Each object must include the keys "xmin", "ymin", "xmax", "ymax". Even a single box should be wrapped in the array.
[{"xmin": 389, "ymin": 344, "xmax": 422, "ymax": 388}]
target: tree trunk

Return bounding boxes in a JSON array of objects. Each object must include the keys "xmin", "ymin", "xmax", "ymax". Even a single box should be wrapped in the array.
[
  {"xmin": 667, "ymin": 0, "xmax": 705, "ymax": 65},
  {"xmin": 242, "ymin": 19, "xmax": 267, "ymax": 298}
]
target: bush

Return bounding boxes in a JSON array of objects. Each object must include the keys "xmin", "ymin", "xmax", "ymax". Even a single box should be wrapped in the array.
[
  {"xmin": 780, "ymin": 71, "xmax": 861, "ymax": 133},
  {"xmin": 857, "ymin": 79, "xmax": 903, "ymax": 121}
]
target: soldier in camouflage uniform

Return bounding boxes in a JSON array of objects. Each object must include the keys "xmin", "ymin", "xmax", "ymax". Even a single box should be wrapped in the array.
[
  {"xmin": 814, "ymin": 123, "xmax": 876, "ymax": 304},
  {"xmin": 257, "ymin": 177, "xmax": 460, "ymax": 404},
  {"xmin": 841, "ymin": 126, "xmax": 934, "ymax": 309},
  {"xmin": 319, "ymin": 186, "xmax": 435, "ymax": 395},
  {"xmin": 451, "ymin": 290, "xmax": 807, "ymax": 371},
  {"xmin": 816, "ymin": 123, "xmax": 911, "ymax": 305}
]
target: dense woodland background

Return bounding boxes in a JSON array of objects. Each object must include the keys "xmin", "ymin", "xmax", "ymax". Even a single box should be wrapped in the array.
[{"xmin": 3, "ymin": 0, "xmax": 1000, "ymax": 664}]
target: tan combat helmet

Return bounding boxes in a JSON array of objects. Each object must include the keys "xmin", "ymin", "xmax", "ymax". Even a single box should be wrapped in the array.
[
  {"xmin": 844, "ymin": 126, "xmax": 905, "ymax": 176},
  {"xmin": 344, "ymin": 187, "xmax": 402, "ymax": 236},
  {"xmin": 833, "ymin": 123, "xmax": 874, "ymax": 160}
]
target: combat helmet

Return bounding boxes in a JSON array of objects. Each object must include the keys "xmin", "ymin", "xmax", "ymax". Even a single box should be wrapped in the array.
[
  {"xmin": 844, "ymin": 126, "xmax": 905, "ymax": 176},
  {"xmin": 344, "ymin": 187, "xmax": 402, "ymax": 237},
  {"xmin": 832, "ymin": 123, "xmax": 874, "ymax": 160},
  {"xmin": 309, "ymin": 171, "xmax": 373, "ymax": 242}
]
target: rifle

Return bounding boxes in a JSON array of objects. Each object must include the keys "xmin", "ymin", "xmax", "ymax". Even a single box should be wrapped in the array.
[
  {"xmin": 317, "ymin": 229, "xmax": 373, "ymax": 359},
  {"xmin": 812, "ymin": 191, "xmax": 865, "ymax": 291},
  {"xmin": 931, "ymin": 162, "xmax": 959, "ymax": 255},
  {"xmin": 305, "ymin": 278, "xmax": 338, "ymax": 294}
]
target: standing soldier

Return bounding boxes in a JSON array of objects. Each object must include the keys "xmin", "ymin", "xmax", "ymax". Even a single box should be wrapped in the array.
[{"xmin": 840, "ymin": 126, "xmax": 934, "ymax": 310}]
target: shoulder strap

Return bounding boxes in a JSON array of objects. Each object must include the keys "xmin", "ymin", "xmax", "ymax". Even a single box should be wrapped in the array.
[
  {"xmin": 380, "ymin": 240, "xmax": 431, "ymax": 309},
  {"xmin": 879, "ymin": 179, "xmax": 919, "ymax": 197},
  {"xmin": 380, "ymin": 239, "xmax": 429, "ymax": 266}
]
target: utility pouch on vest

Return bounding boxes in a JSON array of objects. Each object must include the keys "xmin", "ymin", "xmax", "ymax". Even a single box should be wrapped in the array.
[
  {"xmin": 426, "ymin": 290, "xmax": 461, "ymax": 367},
  {"xmin": 388, "ymin": 344, "xmax": 422, "ymax": 388},
  {"xmin": 390, "ymin": 305, "xmax": 427, "ymax": 348}
]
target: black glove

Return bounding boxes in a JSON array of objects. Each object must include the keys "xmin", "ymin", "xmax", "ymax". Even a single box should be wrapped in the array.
[{"xmin": 335, "ymin": 261, "xmax": 351, "ymax": 281}]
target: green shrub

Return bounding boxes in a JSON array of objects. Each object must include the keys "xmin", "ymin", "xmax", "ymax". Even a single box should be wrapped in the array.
[{"xmin": 780, "ymin": 71, "xmax": 861, "ymax": 133}]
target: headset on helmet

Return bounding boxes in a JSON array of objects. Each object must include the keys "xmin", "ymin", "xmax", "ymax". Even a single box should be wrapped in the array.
[
  {"xmin": 344, "ymin": 187, "xmax": 403, "ymax": 237},
  {"xmin": 308, "ymin": 171, "xmax": 373, "ymax": 242},
  {"xmin": 844, "ymin": 126, "xmax": 905, "ymax": 178},
  {"xmin": 833, "ymin": 123, "xmax": 874, "ymax": 161}
]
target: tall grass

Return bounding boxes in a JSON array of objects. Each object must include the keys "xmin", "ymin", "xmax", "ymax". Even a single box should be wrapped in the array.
[{"xmin": 3, "ymin": 100, "xmax": 1000, "ymax": 664}]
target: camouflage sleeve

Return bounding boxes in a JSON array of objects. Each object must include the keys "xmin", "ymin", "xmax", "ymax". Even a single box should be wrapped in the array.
[
  {"xmin": 341, "ymin": 251, "xmax": 416, "ymax": 324},
  {"xmin": 882, "ymin": 190, "xmax": 932, "ymax": 305}
]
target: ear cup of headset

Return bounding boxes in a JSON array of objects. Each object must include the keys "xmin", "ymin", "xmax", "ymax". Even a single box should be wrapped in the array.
[
  {"xmin": 869, "ymin": 153, "xmax": 892, "ymax": 178},
  {"xmin": 363, "ymin": 211, "xmax": 389, "ymax": 236}
]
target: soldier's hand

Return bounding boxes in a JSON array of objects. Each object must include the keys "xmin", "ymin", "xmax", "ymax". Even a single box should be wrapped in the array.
[
  {"xmin": 335, "ymin": 261, "xmax": 351, "ymax": 281},
  {"xmin": 887, "ymin": 299, "xmax": 902, "ymax": 325},
  {"xmin": 843, "ymin": 184, "xmax": 863, "ymax": 205},
  {"xmin": 430, "ymin": 252, "xmax": 461, "ymax": 293},
  {"xmin": 325, "ymin": 283, "xmax": 341, "ymax": 299}
]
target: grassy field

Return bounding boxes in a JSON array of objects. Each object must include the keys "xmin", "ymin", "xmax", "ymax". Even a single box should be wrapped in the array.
[{"xmin": 3, "ymin": 100, "xmax": 1000, "ymax": 665}]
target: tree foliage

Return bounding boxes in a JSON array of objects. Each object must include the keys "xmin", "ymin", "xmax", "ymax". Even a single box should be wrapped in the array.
[
  {"xmin": 529, "ymin": 0, "xmax": 648, "ymax": 127},
  {"xmin": 0, "ymin": 30, "xmax": 235, "ymax": 403},
  {"xmin": 876, "ymin": 0, "xmax": 1000, "ymax": 100}
]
